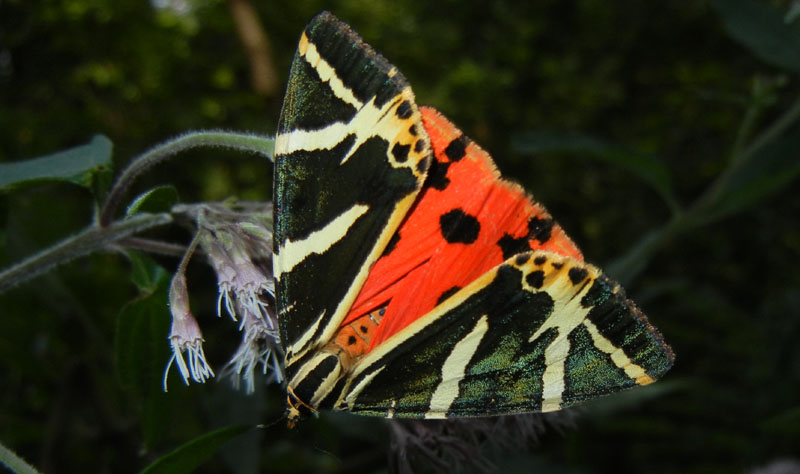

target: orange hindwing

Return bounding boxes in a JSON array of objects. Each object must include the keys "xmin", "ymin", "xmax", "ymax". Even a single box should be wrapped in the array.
[{"xmin": 337, "ymin": 106, "xmax": 584, "ymax": 355}]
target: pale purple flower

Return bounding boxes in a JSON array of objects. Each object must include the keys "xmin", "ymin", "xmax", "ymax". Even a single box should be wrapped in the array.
[
  {"xmin": 223, "ymin": 300, "xmax": 284, "ymax": 393},
  {"xmin": 163, "ymin": 273, "xmax": 214, "ymax": 390}
]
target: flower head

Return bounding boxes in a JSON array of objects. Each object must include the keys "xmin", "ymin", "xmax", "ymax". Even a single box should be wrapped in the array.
[
  {"xmin": 223, "ymin": 299, "xmax": 284, "ymax": 393},
  {"xmin": 163, "ymin": 202, "xmax": 281, "ymax": 392},
  {"xmin": 163, "ymin": 272, "xmax": 214, "ymax": 390}
]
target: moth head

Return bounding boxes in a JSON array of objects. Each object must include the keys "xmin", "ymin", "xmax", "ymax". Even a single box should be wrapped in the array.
[{"xmin": 286, "ymin": 385, "xmax": 319, "ymax": 428}]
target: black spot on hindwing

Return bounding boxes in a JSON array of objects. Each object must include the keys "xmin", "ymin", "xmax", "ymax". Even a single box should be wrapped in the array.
[
  {"xmin": 440, "ymin": 208, "xmax": 480, "ymax": 244},
  {"xmin": 528, "ymin": 216, "xmax": 554, "ymax": 243},
  {"xmin": 497, "ymin": 233, "xmax": 532, "ymax": 259},
  {"xmin": 426, "ymin": 158, "xmax": 451, "ymax": 191},
  {"xmin": 444, "ymin": 135, "xmax": 469, "ymax": 161}
]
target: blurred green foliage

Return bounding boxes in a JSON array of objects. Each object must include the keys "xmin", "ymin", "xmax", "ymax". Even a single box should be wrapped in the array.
[{"xmin": 1, "ymin": 0, "xmax": 799, "ymax": 473}]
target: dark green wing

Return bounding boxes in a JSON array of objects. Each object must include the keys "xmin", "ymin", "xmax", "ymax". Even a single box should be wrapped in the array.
[{"xmin": 335, "ymin": 251, "xmax": 674, "ymax": 418}]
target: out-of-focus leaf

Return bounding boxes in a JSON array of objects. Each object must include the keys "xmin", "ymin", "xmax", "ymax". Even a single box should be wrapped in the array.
[
  {"xmin": 703, "ymin": 134, "xmax": 800, "ymax": 220},
  {"xmin": 126, "ymin": 186, "xmax": 180, "ymax": 217},
  {"xmin": 512, "ymin": 131, "xmax": 679, "ymax": 212},
  {"xmin": 788, "ymin": 1, "xmax": 800, "ymax": 24},
  {"xmin": 114, "ymin": 258, "xmax": 168, "ymax": 392},
  {"xmin": 114, "ymin": 252, "xmax": 177, "ymax": 448},
  {"xmin": 138, "ymin": 425, "xmax": 254, "ymax": 474},
  {"xmin": 761, "ymin": 406, "xmax": 800, "ymax": 435},
  {"xmin": 712, "ymin": 0, "xmax": 800, "ymax": 73},
  {"xmin": 127, "ymin": 251, "xmax": 170, "ymax": 293},
  {"xmin": 581, "ymin": 379, "xmax": 688, "ymax": 417},
  {"xmin": 0, "ymin": 135, "xmax": 113, "ymax": 192}
]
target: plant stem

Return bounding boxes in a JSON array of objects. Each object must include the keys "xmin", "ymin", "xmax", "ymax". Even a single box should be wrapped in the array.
[
  {"xmin": 0, "ymin": 213, "xmax": 172, "ymax": 294},
  {"xmin": 610, "ymin": 92, "xmax": 800, "ymax": 283},
  {"xmin": 740, "ymin": 93, "xmax": 800, "ymax": 161},
  {"xmin": 607, "ymin": 216, "xmax": 684, "ymax": 285},
  {"xmin": 693, "ymin": 93, "xmax": 800, "ymax": 216},
  {"xmin": 99, "ymin": 131, "xmax": 274, "ymax": 227},
  {"xmin": 0, "ymin": 439, "xmax": 43, "ymax": 474},
  {"xmin": 117, "ymin": 237, "xmax": 191, "ymax": 257}
]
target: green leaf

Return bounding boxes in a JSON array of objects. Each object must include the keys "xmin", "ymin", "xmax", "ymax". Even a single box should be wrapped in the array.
[
  {"xmin": 114, "ymin": 263, "xmax": 169, "ymax": 391},
  {"xmin": 127, "ymin": 251, "xmax": 170, "ymax": 293},
  {"xmin": 511, "ymin": 131, "xmax": 679, "ymax": 212},
  {"xmin": 0, "ymin": 440, "xmax": 42, "ymax": 474},
  {"xmin": 138, "ymin": 425, "xmax": 254, "ymax": 474},
  {"xmin": 787, "ymin": 2, "xmax": 800, "ymax": 24},
  {"xmin": 712, "ymin": 0, "xmax": 800, "ymax": 73},
  {"xmin": 704, "ymin": 133, "xmax": 800, "ymax": 220},
  {"xmin": 0, "ymin": 135, "xmax": 113, "ymax": 192},
  {"xmin": 114, "ymin": 256, "xmax": 178, "ymax": 448},
  {"xmin": 126, "ymin": 186, "xmax": 180, "ymax": 217}
]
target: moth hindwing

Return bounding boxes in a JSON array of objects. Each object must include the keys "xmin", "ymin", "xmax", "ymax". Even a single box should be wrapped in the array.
[{"xmin": 273, "ymin": 12, "xmax": 674, "ymax": 423}]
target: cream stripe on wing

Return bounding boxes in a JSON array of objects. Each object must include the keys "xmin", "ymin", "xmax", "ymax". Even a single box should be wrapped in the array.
[
  {"xmin": 526, "ymin": 259, "xmax": 596, "ymax": 412},
  {"xmin": 275, "ymin": 122, "xmax": 351, "ymax": 156},
  {"xmin": 275, "ymin": 89, "xmax": 416, "ymax": 168},
  {"xmin": 540, "ymin": 334, "xmax": 570, "ymax": 412},
  {"xmin": 299, "ymin": 33, "xmax": 364, "ymax": 109},
  {"xmin": 274, "ymin": 204, "xmax": 369, "ymax": 280},
  {"xmin": 342, "ymin": 366, "xmax": 385, "ymax": 407},
  {"xmin": 582, "ymin": 319, "xmax": 654, "ymax": 385},
  {"xmin": 425, "ymin": 315, "xmax": 489, "ymax": 419}
]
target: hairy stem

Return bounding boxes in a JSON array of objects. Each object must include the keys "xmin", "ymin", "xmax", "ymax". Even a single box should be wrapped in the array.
[
  {"xmin": 99, "ymin": 131, "xmax": 274, "ymax": 227},
  {"xmin": 0, "ymin": 213, "xmax": 172, "ymax": 293},
  {"xmin": 0, "ymin": 440, "xmax": 42, "ymax": 474}
]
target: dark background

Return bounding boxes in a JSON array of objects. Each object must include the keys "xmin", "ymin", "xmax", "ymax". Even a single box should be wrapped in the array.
[{"xmin": 1, "ymin": 1, "xmax": 799, "ymax": 473}]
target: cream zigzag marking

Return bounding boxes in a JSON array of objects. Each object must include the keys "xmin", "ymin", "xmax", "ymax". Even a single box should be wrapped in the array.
[
  {"xmin": 582, "ymin": 318, "xmax": 654, "ymax": 385},
  {"xmin": 299, "ymin": 33, "xmax": 363, "ymax": 108},
  {"xmin": 275, "ymin": 34, "xmax": 425, "ymax": 171},
  {"xmin": 425, "ymin": 315, "xmax": 489, "ymax": 419},
  {"xmin": 521, "ymin": 255, "xmax": 597, "ymax": 412},
  {"xmin": 275, "ymin": 91, "xmax": 418, "ymax": 168},
  {"xmin": 274, "ymin": 204, "xmax": 369, "ymax": 281},
  {"xmin": 517, "ymin": 253, "xmax": 654, "ymax": 410},
  {"xmin": 339, "ymin": 251, "xmax": 651, "ymax": 415}
]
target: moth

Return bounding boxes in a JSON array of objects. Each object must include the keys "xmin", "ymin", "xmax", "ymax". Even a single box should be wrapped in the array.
[{"xmin": 272, "ymin": 11, "xmax": 673, "ymax": 424}]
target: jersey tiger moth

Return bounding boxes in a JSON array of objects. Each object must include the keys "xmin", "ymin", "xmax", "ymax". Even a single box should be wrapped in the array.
[{"xmin": 273, "ymin": 11, "xmax": 673, "ymax": 424}]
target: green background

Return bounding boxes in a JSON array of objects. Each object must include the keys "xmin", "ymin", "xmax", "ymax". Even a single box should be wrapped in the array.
[{"xmin": 2, "ymin": 1, "xmax": 799, "ymax": 473}]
